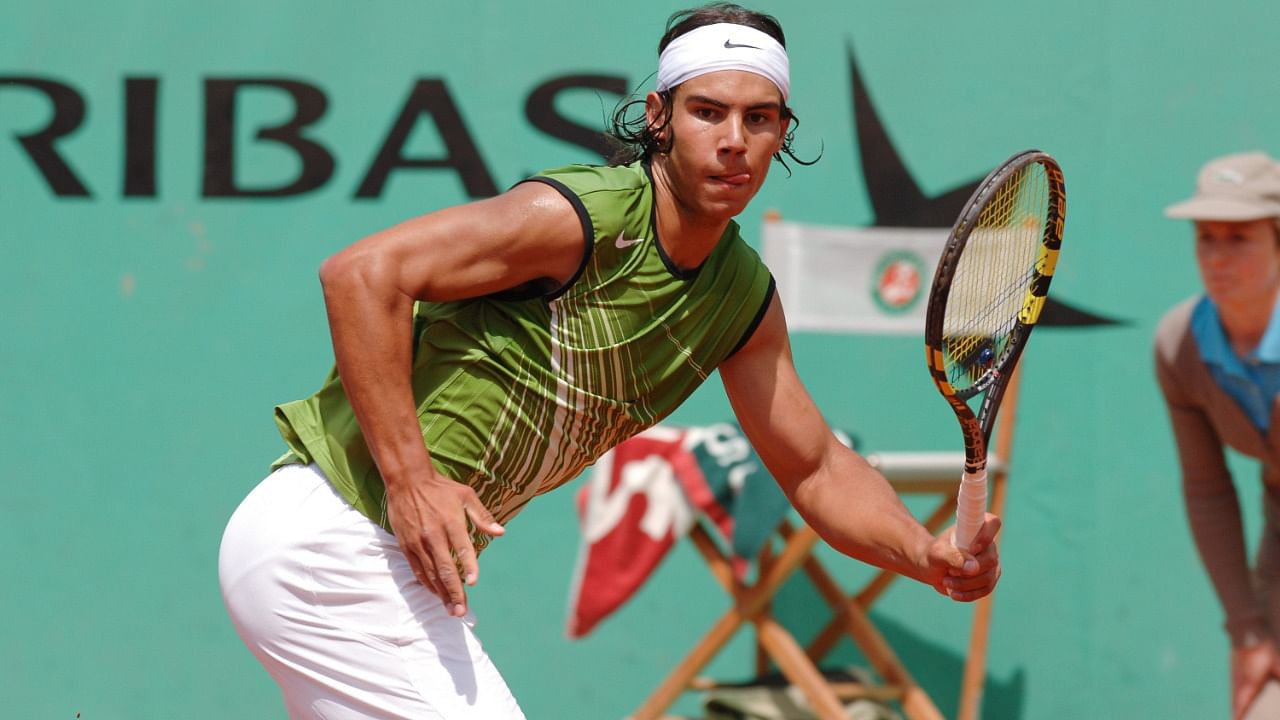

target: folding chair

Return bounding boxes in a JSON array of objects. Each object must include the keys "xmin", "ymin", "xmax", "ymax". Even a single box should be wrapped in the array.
[{"xmin": 627, "ymin": 215, "xmax": 1025, "ymax": 720}]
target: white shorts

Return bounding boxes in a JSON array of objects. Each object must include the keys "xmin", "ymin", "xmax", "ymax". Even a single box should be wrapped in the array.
[{"xmin": 218, "ymin": 464, "xmax": 527, "ymax": 720}]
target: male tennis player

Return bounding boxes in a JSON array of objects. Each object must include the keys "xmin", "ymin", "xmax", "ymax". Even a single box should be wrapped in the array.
[
  {"xmin": 219, "ymin": 4, "xmax": 1002, "ymax": 717},
  {"xmin": 1157, "ymin": 151, "xmax": 1280, "ymax": 720}
]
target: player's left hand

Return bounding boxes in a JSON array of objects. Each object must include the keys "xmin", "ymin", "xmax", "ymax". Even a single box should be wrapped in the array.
[{"xmin": 924, "ymin": 514, "xmax": 1002, "ymax": 602}]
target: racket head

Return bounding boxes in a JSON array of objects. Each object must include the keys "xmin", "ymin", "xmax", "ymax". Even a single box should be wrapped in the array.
[{"xmin": 924, "ymin": 150, "xmax": 1065, "ymax": 416}]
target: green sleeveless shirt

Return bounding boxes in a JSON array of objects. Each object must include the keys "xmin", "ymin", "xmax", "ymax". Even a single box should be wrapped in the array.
[{"xmin": 272, "ymin": 160, "xmax": 775, "ymax": 549}]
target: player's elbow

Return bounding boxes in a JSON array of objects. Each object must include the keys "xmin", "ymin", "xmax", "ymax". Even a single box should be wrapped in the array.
[
  {"xmin": 320, "ymin": 240, "xmax": 384, "ymax": 288},
  {"xmin": 318, "ymin": 247, "xmax": 353, "ymax": 288},
  {"xmin": 318, "ymin": 244, "xmax": 390, "ymax": 309}
]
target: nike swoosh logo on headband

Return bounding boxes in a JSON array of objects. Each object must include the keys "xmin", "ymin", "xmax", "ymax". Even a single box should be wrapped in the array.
[{"xmin": 724, "ymin": 39, "xmax": 760, "ymax": 50}]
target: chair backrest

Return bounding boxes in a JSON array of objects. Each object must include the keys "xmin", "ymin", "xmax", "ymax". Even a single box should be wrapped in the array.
[{"xmin": 761, "ymin": 214, "xmax": 946, "ymax": 335}]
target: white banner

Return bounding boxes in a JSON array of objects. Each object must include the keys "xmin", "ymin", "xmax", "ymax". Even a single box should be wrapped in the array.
[{"xmin": 762, "ymin": 219, "xmax": 948, "ymax": 335}]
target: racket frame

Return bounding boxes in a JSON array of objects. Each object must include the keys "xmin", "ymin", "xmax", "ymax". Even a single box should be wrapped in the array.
[{"xmin": 923, "ymin": 149, "xmax": 1065, "ymax": 547}]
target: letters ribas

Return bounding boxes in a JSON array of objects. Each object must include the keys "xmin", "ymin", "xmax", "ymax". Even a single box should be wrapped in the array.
[{"xmin": 0, "ymin": 74, "xmax": 627, "ymax": 200}]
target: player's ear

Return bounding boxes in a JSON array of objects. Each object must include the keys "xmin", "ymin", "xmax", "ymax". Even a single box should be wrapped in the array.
[{"xmin": 645, "ymin": 91, "xmax": 670, "ymax": 146}]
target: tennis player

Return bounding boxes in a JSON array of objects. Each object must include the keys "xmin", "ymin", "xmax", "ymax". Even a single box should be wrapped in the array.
[
  {"xmin": 1157, "ymin": 151, "xmax": 1280, "ymax": 720},
  {"xmin": 218, "ymin": 4, "xmax": 1002, "ymax": 718}
]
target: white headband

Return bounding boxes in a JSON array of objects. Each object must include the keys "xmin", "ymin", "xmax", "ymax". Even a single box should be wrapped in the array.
[{"xmin": 656, "ymin": 22, "xmax": 790, "ymax": 100}]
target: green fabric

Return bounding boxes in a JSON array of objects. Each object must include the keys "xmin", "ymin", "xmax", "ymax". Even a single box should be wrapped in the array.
[{"xmin": 272, "ymin": 160, "xmax": 775, "ymax": 549}]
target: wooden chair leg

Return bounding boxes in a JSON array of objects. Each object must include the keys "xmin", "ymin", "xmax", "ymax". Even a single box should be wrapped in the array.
[
  {"xmin": 631, "ymin": 523, "xmax": 820, "ymax": 720},
  {"xmin": 636, "ymin": 471, "xmax": 977, "ymax": 720},
  {"xmin": 755, "ymin": 616, "xmax": 848, "ymax": 720},
  {"xmin": 776, "ymin": 521, "xmax": 944, "ymax": 720},
  {"xmin": 956, "ymin": 460, "xmax": 1010, "ymax": 720},
  {"xmin": 757, "ymin": 541, "xmax": 775, "ymax": 678},
  {"xmin": 957, "ymin": 365, "xmax": 1022, "ymax": 720},
  {"xmin": 630, "ymin": 598, "xmax": 757, "ymax": 720},
  {"xmin": 806, "ymin": 496, "xmax": 957, "ymax": 661}
]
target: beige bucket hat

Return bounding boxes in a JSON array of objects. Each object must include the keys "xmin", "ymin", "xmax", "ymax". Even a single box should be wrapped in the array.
[{"xmin": 1165, "ymin": 152, "xmax": 1280, "ymax": 221}]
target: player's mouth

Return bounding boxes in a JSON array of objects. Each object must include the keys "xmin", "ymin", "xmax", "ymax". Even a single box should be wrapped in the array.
[{"xmin": 710, "ymin": 172, "xmax": 751, "ymax": 187}]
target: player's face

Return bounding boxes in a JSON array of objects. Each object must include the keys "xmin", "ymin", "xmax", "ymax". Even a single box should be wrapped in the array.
[
  {"xmin": 647, "ymin": 70, "xmax": 789, "ymax": 222},
  {"xmin": 1194, "ymin": 218, "xmax": 1280, "ymax": 308}
]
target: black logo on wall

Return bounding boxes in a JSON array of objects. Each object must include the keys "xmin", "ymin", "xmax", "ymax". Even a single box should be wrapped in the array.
[{"xmin": 0, "ymin": 74, "xmax": 625, "ymax": 199}]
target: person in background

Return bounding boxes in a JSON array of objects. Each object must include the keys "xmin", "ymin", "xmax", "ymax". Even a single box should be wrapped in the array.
[{"xmin": 1156, "ymin": 151, "xmax": 1280, "ymax": 719}]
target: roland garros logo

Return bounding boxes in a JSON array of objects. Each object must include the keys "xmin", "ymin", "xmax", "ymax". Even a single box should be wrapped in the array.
[{"xmin": 871, "ymin": 250, "xmax": 925, "ymax": 313}]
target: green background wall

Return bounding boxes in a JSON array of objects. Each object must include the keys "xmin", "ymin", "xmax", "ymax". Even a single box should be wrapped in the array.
[{"xmin": 3, "ymin": 1, "xmax": 1276, "ymax": 718}]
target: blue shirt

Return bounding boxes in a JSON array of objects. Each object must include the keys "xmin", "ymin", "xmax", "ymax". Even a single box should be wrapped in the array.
[{"xmin": 1191, "ymin": 295, "xmax": 1280, "ymax": 432}]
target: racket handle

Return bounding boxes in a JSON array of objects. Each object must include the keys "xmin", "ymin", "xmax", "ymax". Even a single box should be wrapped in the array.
[{"xmin": 952, "ymin": 469, "xmax": 988, "ymax": 552}]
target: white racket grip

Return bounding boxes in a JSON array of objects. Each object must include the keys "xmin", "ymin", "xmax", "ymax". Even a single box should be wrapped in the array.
[{"xmin": 952, "ymin": 469, "xmax": 988, "ymax": 552}]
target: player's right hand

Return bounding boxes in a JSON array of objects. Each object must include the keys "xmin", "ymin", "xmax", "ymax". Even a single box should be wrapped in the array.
[
  {"xmin": 383, "ymin": 470, "xmax": 505, "ymax": 617},
  {"xmin": 923, "ymin": 513, "xmax": 1002, "ymax": 602}
]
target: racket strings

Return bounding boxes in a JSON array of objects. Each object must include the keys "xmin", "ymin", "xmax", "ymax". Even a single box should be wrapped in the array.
[
  {"xmin": 941, "ymin": 164, "xmax": 1050, "ymax": 390},
  {"xmin": 949, "ymin": 265, "xmax": 1034, "ymax": 337}
]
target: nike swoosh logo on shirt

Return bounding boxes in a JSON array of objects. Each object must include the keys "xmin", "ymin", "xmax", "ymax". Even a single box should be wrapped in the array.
[
  {"xmin": 724, "ymin": 39, "xmax": 760, "ymax": 50},
  {"xmin": 615, "ymin": 232, "xmax": 646, "ymax": 249}
]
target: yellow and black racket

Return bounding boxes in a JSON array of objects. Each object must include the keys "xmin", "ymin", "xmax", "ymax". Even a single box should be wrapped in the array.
[{"xmin": 924, "ymin": 150, "xmax": 1065, "ymax": 551}]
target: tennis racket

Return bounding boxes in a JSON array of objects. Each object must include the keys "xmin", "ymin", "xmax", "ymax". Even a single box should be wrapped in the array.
[{"xmin": 924, "ymin": 149, "xmax": 1065, "ymax": 551}]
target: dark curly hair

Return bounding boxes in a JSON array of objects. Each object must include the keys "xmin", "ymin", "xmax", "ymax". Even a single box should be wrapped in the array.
[{"xmin": 606, "ymin": 3, "xmax": 817, "ymax": 171}]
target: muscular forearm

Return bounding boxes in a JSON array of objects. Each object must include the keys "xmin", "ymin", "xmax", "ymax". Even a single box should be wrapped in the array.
[
  {"xmin": 319, "ymin": 250, "xmax": 432, "ymax": 486},
  {"xmin": 788, "ymin": 443, "xmax": 935, "ymax": 582},
  {"xmin": 722, "ymin": 299, "xmax": 995, "ymax": 597},
  {"xmin": 319, "ymin": 245, "xmax": 506, "ymax": 611}
]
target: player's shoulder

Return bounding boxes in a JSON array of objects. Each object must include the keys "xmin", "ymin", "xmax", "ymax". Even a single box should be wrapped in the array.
[{"xmin": 530, "ymin": 161, "xmax": 649, "ymax": 196}]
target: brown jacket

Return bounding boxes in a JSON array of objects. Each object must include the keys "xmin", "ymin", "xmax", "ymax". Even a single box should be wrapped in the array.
[{"xmin": 1155, "ymin": 296, "xmax": 1280, "ymax": 645}]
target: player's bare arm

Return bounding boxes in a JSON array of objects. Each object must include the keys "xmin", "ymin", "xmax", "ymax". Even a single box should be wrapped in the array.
[
  {"xmin": 719, "ymin": 294, "xmax": 1001, "ymax": 601},
  {"xmin": 317, "ymin": 182, "xmax": 584, "ymax": 616}
]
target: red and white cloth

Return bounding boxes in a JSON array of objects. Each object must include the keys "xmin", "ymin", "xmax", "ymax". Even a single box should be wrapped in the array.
[{"xmin": 565, "ymin": 423, "xmax": 803, "ymax": 638}]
